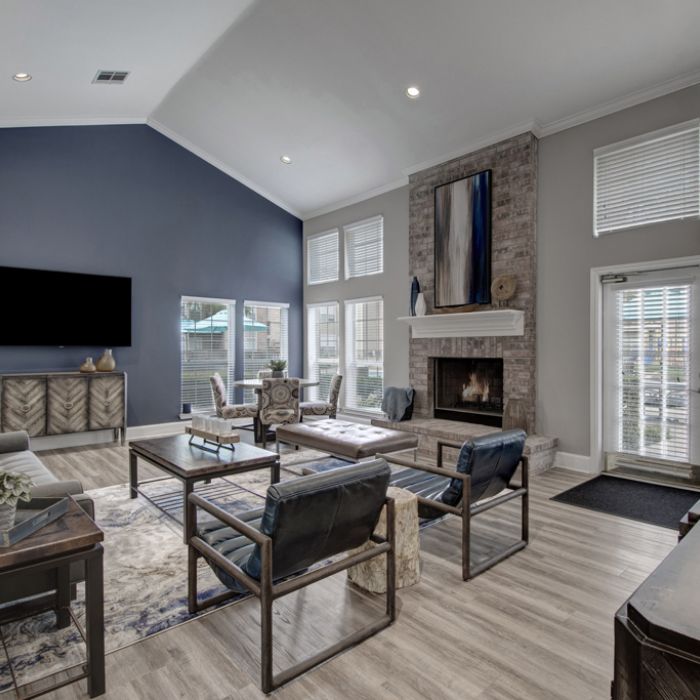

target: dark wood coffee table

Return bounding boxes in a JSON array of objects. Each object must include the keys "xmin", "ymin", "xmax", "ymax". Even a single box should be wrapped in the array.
[
  {"xmin": 129, "ymin": 434, "xmax": 280, "ymax": 542},
  {"xmin": 0, "ymin": 498, "xmax": 105, "ymax": 698}
]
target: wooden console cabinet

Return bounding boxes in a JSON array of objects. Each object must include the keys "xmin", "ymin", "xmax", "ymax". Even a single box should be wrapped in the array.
[
  {"xmin": 613, "ymin": 521, "xmax": 700, "ymax": 698},
  {"xmin": 0, "ymin": 371, "xmax": 127, "ymax": 445}
]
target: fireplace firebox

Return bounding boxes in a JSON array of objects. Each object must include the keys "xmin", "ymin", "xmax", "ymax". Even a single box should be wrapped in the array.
[{"xmin": 433, "ymin": 357, "xmax": 504, "ymax": 426}]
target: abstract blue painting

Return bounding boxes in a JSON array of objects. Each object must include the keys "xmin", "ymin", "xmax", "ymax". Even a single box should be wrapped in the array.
[{"xmin": 434, "ymin": 169, "xmax": 491, "ymax": 308}]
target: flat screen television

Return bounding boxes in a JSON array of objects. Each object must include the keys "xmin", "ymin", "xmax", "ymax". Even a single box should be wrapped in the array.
[{"xmin": 0, "ymin": 266, "xmax": 132, "ymax": 346}]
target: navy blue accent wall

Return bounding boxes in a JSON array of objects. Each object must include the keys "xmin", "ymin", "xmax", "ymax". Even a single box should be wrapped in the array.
[{"xmin": 0, "ymin": 124, "xmax": 303, "ymax": 426}]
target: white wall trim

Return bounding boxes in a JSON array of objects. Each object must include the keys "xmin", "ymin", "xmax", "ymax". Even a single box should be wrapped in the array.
[
  {"xmin": 589, "ymin": 255, "xmax": 700, "ymax": 475},
  {"xmin": 303, "ymin": 178, "xmax": 408, "ymax": 220},
  {"xmin": 126, "ymin": 421, "xmax": 188, "ymax": 440},
  {"xmin": 555, "ymin": 451, "xmax": 595, "ymax": 474},
  {"xmin": 0, "ymin": 116, "xmax": 147, "ymax": 128},
  {"xmin": 538, "ymin": 69, "xmax": 700, "ymax": 137},
  {"xmin": 146, "ymin": 117, "xmax": 302, "ymax": 219}
]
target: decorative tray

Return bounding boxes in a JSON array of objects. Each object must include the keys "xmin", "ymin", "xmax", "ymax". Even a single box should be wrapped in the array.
[
  {"xmin": 0, "ymin": 497, "xmax": 69, "ymax": 548},
  {"xmin": 185, "ymin": 426, "xmax": 240, "ymax": 453}
]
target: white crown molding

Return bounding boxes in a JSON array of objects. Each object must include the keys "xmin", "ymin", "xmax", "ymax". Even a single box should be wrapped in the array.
[
  {"xmin": 0, "ymin": 116, "xmax": 147, "ymax": 128},
  {"xmin": 302, "ymin": 177, "xmax": 408, "ymax": 220},
  {"xmin": 538, "ymin": 68, "xmax": 700, "ymax": 137},
  {"xmin": 147, "ymin": 117, "xmax": 301, "ymax": 219},
  {"xmin": 404, "ymin": 120, "xmax": 541, "ymax": 177}
]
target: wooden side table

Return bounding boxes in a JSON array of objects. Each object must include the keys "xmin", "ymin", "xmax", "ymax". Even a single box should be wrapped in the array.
[
  {"xmin": 348, "ymin": 486, "xmax": 421, "ymax": 593},
  {"xmin": 0, "ymin": 498, "xmax": 105, "ymax": 698}
]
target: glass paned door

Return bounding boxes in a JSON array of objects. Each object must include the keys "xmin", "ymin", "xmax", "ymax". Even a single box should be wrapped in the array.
[{"xmin": 603, "ymin": 268, "xmax": 699, "ymax": 469}]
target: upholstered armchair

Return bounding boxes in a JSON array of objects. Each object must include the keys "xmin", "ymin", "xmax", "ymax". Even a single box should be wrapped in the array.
[
  {"xmin": 209, "ymin": 373, "xmax": 258, "ymax": 420},
  {"xmin": 256, "ymin": 377, "xmax": 299, "ymax": 449},
  {"xmin": 300, "ymin": 373, "xmax": 342, "ymax": 420},
  {"xmin": 379, "ymin": 429, "xmax": 528, "ymax": 581},
  {"xmin": 187, "ymin": 459, "xmax": 396, "ymax": 693}
]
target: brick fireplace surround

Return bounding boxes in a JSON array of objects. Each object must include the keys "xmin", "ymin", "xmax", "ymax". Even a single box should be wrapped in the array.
[
  {"xmin": 409, "ymin": 131, "xmax": 538, "ymax": 429},
  {"xmin": 373, "ymin": 131, "xmax": 557, "ymax": 474}
]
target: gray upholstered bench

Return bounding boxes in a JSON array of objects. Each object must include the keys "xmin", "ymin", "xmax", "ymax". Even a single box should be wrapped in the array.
[{"xmin": 275, "ymin": 420, "xmax": 418, "ymax": 461}]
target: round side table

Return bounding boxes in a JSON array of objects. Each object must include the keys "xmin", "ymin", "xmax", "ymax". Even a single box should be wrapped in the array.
[{"xmin": 347, "ymin": 486, "xmax": 421, "ymax": 593}]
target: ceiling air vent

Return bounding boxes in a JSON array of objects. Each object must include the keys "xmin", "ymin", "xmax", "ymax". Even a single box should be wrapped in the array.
[{"xmin": 92, "ymin": 70, "xmax": 129, "ymax": 85}]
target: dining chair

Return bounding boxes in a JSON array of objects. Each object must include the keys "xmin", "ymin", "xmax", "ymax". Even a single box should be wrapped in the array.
[
  {"xmin": 255, "ymin": 377, "xmax": 300, "ymax": 449},
  {"xmin": 210, "ymin": 373, "xmax": 258, "ymax": 420},
  {"xmin": 300, "ymin": 374, "xmax": 342, "ymax": 420}
]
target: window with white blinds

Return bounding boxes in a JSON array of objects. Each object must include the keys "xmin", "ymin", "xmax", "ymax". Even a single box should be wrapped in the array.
[
  {"xmin": 243, "ymin": 301, "xmax": 289, "ymax": 402},
  {"xmin": 615, "ymin": 284, "xmax": 691, "ymax": 463},
  {"xmin": 344, "ymin": 297, "xmax": 383, "ymax": 412},
  {"xmin": 594, "ymin": 120, "xmax": 700, "ymax": 236},
  {"xmin": 307, "ymin": 229, "xmax": 339, "ymax": 285},
  {"xmin": 307, "ymin": 302, "xmax": 340, "ymax": 402},
  {"xmin": 344, "ymin": 215, "xmax": 383, "ymax": 279},
  {"xmin": 181, "ymin": 297, "xmax": 235, "ymax": 412}
]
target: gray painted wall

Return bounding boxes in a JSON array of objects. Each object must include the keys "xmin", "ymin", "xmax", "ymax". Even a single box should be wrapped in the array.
[
  {"xmin": 0, "ymin": 124, "xmax": 303, "ymax": 426},
  {"xmin": 303, "ymin": 186, "xmax": 410, "ymax": 400},
  {"xmin": 537, "ymin": 84, "xmax": 700, "ymax": 456}
]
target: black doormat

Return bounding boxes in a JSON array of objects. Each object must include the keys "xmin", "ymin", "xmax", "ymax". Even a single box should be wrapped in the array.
[{"xmin": 552, "ymin": 476, "xmax": 699, "ymax": 530}]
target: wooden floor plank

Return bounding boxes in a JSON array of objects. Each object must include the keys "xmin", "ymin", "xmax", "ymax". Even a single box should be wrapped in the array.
[{"xmin": 31, "ymin": 442, "xmax": 676, "ymax": 699}]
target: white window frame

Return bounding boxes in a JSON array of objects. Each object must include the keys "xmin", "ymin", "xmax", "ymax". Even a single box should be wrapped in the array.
[
  {"xmin": 307, "ymin": 229, "xmax": 340, "ymax": 285},
  {"xmin": 306, "ymin": 300, "xmax": 341, "ymax": 403},
  {"xmin": 343, "ymin": 295, "xmax": 384, "ymax": 414},
  {"xmin": 180, "ymin": 295, "xmax": 236, "ymax": 413},
  {"xmin": 343, "ymin": 215, "xmax": 384, "ymax": 280},
  {"xmin": 593, "ymin": 119, "xmax": 700, "ymax": 237},
  {"xmin": 243, "ymin": 300, "xmax": 290, "ymax": 401}
]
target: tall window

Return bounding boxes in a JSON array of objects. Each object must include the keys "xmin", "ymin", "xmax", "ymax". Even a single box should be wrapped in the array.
[
  {"xmin": 344, "ymin": 297, "xmax": 383, "ymax": 412},
  {"xmin": 594, "ymin": 119, "xmax": 700, "ymax": 236},
  {"xmin": 307, "ymin": 302, "xmax": 340, "ymax": 402},
  {"xmin": 243, "ymin": 301, "xmax": 289, "ymax": 402},
  {"xmin": 181, "ymin": 297, "xmax": 235, "ymax": 412},
  {"xmin": 307, "ymin": 229, "xmax": 339, "ymax": 285},
  {"xmin": 344, "ymin": 215, "xmax": 383, "ymax": 279}
]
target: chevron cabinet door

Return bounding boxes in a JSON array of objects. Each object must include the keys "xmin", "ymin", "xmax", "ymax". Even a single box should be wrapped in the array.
[
  {"xmin": 1, "ymin": 377, "xmax": 47, "ymax": 436},
  {"xmin": 89, "ymin": 375, "xmax": 125, "ymax": 430},
  {"xmin": 47, "ymin": 377, "xmax": 89, "ymax": 435}
]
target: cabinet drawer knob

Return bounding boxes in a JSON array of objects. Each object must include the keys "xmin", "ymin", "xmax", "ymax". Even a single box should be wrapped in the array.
[
  {"xmin": 104, "ymin": 401, "xmax": 111, "ymax": 407},
  {"xmin": 64, "ymin": 401, "xmax": 74, "ymax": 410},
  {"xmin": 21, "ymin": 404, "xmax": 30, "ymax": 413}
]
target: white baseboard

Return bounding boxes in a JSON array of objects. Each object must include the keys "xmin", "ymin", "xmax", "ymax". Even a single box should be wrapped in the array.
[
  {"xmin": 126, "ymin": 421, "xmax": 188, "ymax": 440},
  {"xmin": 555, "ymin": 451, "xmax": 598, "ymax": 474}
]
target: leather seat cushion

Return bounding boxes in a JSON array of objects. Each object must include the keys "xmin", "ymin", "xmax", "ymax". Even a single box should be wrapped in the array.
[
  {"xmin": 197, "ymin": 507, "xmax": 265, "ymax": 591},
  {"xmin": 0, "ymin": 451, "xmax": 57, "ymax": 487},
  {"xmin": 276, "ymin": 420, "xmax": 418, "ymax": 459}
]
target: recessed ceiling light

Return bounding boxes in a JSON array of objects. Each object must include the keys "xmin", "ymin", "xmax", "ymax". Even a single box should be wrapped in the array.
[
  {"xmin": 12, "ymin": 72, "xmax": 32, "ymax": 82},
  {"xmin": 280, "ymin": 155, "xmax": 292, "ymax": 165},
  {"xmin": 406, "ymin": 85, "xmax": 420, "ymax": 99}
]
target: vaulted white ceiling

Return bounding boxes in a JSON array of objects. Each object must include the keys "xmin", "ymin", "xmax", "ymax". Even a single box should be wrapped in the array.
[{"xmin": 3, "ymin": 0, "xmax": 700, "ymax": 218}]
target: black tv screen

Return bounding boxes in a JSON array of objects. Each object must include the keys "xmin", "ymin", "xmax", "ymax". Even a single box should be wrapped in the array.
[{"xmin": 0, "ymin": 266, "xmax": 132, "ymax": 346}]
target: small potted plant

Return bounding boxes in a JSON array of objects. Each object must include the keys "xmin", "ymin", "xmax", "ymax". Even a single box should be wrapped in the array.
[
  {"xmin": 0, "ymin": 471, "xmax": 33, "ymax": 532},
  {"xmin": 268, "ymin": 359, "xmax": 288, "ymax": 378}
]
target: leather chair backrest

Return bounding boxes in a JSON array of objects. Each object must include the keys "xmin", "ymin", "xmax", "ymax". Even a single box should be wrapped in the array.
[
  {"xmin": 440, "ymin": 429, "xmax": 526, "ymax": 508},
  {"xmin": 243, "ymin": 459, "xmax": 390, "ymax": 580}
]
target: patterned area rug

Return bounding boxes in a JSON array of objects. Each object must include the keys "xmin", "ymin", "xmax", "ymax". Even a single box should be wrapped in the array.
[{"xmin": 0, "ymin": 450, "xmax": 335, "ymax": 695}]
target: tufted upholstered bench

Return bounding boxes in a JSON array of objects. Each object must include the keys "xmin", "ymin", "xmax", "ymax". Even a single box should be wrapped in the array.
[{"xmin": 275, "ymin": 420, "xmax": 418, "ymax": 461}]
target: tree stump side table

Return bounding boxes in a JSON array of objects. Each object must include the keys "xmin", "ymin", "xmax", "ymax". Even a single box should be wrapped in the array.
[{"xmin": 348, "ymin": 486, "xmax": 420, "ymax": 593}]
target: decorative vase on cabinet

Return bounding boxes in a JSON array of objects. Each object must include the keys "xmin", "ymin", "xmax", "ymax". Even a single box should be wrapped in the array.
[
  {"xmin": 80, "ymin": 357, "xmax": 96, "ymax": 373},
  {"xmin": 96, "ymin": 349, "xmax": 116, "ymax": 372}
]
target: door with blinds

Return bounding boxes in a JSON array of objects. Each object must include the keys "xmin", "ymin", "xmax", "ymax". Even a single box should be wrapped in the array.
[{"xmin": 603, "ymin": 268, "xmax": 700, "ymax": 473}]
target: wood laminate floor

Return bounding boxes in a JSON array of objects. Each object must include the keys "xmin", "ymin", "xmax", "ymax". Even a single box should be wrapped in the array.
[{"xmin": 33, "ymin": 442, "xmax": 676, "ymax": 700}]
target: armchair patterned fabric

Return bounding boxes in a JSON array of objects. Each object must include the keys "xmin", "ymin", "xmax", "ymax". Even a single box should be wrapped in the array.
[
  {"xmin": 209, "ymin": 373, "xmax": 258, "ymax": 419},
  {"xmin": 301, "ymin": 374, "xmax": 342, "ymax": 419},
  {"xmin": 258, "ymin": 378, "xmax": 300, "ymax": 425}
]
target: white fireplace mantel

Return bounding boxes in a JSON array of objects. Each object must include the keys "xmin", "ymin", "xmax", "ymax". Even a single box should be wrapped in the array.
[{"xmin": 397, "ymin": 309, "xmax": 524, "ymax": 338}]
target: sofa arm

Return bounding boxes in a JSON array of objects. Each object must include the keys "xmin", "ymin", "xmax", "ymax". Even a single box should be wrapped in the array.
[
  {"xmin": 0, "ymin": 430, "xmax": 30, "ymax": 455},
  {"xmin": 31, "ymin": 481, "xmax": 95, "ymax": 518}
]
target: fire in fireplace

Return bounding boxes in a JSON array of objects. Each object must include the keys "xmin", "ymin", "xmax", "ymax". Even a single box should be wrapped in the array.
[{"xmin": 433, "ymin": 357, "xmax": 504, "ymax": 426}]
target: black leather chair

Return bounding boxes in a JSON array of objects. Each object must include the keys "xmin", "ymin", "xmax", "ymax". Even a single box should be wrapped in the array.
[
  {"xmin": 187, "ymin": 459, "xmax": 395, "ymax": 693},
  {"xmin": 379, "ymin": 428, "xmax": 528, "ymax": 581}
]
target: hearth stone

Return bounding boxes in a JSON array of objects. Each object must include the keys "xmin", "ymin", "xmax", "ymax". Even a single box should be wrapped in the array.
[{"xmin": 371, "ymin": 417, "xmax": 557, "ymax": 475}]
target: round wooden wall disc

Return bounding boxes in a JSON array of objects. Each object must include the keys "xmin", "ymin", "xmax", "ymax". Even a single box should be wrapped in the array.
[{"xmin": 491, "ymin": 274, "xmax": 517, "ymax": 301}]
